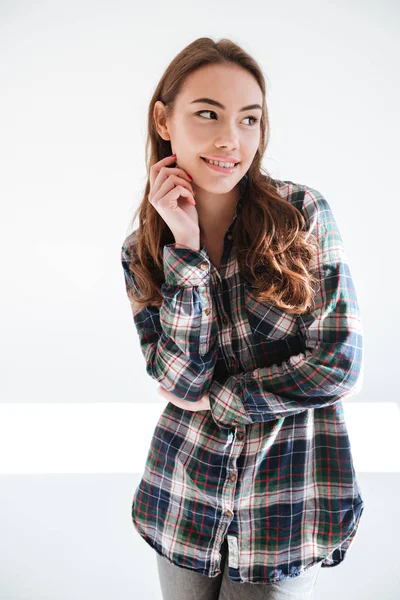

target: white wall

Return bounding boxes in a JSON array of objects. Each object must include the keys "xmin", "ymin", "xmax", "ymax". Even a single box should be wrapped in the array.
[{"xmin": 1, "ymin": 0, "xmax": 399, "ymax": 598}]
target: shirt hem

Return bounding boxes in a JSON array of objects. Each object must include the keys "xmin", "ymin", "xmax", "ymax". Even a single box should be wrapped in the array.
[{"xmin": 132, "ymin": 499, "xmax": 365, "ymax": 584}]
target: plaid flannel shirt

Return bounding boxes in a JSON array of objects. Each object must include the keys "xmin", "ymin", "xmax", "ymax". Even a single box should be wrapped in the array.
[{"xmin": 121, "ymin": 174, "xmax": 365, "ymax": 584}]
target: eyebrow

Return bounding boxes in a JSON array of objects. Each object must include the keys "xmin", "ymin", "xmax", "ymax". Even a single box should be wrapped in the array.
[{"xmin": 189, "ymin": 97, "xmax": 263, "ymax": 112}]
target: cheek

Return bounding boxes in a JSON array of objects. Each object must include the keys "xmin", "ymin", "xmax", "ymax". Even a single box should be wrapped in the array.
[
  {"xmin": 186, "ymin": 123, "xmax": 210, "ymax": 142},
  {"xmin": 171, "ymin": 123, "xmax": 204, "ymax": 149},
  {"xmin": 180, "ymin": 117, "xmax": 211, "ymax": 138}
]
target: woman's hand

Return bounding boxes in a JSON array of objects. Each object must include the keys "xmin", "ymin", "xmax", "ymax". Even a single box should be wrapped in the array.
[
  {"xmin": 149, "ymin": 154, "xmax": 200, "ymax": 245},
  {"xmin": 157, "ymin": 385, "xmax": 211, "ymax": 412}
]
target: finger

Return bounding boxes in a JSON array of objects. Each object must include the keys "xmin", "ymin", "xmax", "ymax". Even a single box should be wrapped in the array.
[
  {"xmin": 150, "ymin": 162, "xmax": 194, "ymax": 206},
  {"xmin": 151, "ymin": 176, "xmax": 196, "ymax": 208},
  {"xmin": 168, "ymin": 166, "xmax": 193, "ymax": 183},
  {"xmin": 149, "ymin": 154, "xmax": 176, "ymax": 189},
  {"xmin": 164, "ymin": 168, "xmax": 194, "ymax": 189},
  {"xmin": 150, "ymin": 171, "xmax": 195, "ymax": 208},
  {"xmin": 150, "ymin": 186, "xmax": 196, "ymax": 216}
]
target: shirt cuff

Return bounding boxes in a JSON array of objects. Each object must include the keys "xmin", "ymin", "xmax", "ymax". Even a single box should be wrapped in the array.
[
  {"xmin": 163, "ymin": 244, "xmax": 211, "ymax": 287},
  {"xmin": 208, "ymin": 376, "xmax": 253, "ymax": 429}
]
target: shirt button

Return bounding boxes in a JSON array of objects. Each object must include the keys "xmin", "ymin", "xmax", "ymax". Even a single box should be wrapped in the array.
[
  {"xmin": 229, "ymin": 473, "xmax": 237, "ymax": 483},
  {"xmin": 204, "ymin": 307, "xmax": 211, "ymax": 315},
  {"xmin": 227, "ymin": 233, "xmax": 233, "ymax": 240},
  {"xmin": 236, "ymin": 431, "xmax": 245, "ymax": 441},
  {"xmin": 224, "ymin": 509, "xmax": 233, "ymax": 518},
  {"xmin": 276, "ymin": 414, "xmax": 283, "ymax": 419},
  {"xmin": 200, "ymin": 262, "xmax": 208, "ymax": 270}
]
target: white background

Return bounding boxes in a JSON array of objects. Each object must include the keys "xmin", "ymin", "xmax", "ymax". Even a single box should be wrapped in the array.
[{"xmin": 1, "ymin": 1, "xmax": 399, "ymax": 598}]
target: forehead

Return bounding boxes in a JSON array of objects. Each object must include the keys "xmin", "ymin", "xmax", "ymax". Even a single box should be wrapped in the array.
[{"xmin": 177, "ymin": 63, "xmax": 263, "ymax": 107}]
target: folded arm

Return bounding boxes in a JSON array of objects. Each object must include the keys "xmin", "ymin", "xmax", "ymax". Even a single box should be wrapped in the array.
[{"xmin": 207, "ymin": 187, "xmax": 364, "ymax": 429}]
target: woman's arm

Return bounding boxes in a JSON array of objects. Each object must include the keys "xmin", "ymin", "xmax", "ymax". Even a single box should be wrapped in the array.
[
  {"xmin": 207, "ymin": 188, "xmax": 364, "ymax": 429},
  {"xmin": 121, "ymin": 240, "xmax": 218, "ymax": 401},
  {"xmin": 157, "ymin": 384, "xmax": 210, "ymax": 411}
]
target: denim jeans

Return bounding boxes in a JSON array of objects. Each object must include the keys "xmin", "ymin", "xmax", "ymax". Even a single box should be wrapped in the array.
[{"xmin": 156, "ymin": 537, "xmax": 322, "ymax": 600}]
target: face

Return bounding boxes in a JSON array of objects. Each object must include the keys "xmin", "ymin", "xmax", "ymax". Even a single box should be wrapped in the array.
[{"xmin": 154, "ymin": 63, "xmax": 263, "ymax": 196}]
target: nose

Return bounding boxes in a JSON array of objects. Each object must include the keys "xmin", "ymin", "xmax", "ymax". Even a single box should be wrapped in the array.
[
  {"xmin": 214, "ymin": 120, "xmax": 241, "ymax": 150},
  {"xmin": 215, "ymin": 135, "xmax": 239, "ymax": 151}
]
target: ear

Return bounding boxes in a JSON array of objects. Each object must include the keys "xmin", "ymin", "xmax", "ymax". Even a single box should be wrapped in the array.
[{"xmin": 153, "ymin": 101, "xmax": 171, "ymax": 141}]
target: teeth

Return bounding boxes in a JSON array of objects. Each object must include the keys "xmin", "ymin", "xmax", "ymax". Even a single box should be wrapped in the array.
[{"xmin": 204, "ymin": 158, "xmax": 237, "ymax": 168}]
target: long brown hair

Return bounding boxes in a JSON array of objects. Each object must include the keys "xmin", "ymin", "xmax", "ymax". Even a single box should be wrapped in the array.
[{"xmin": 123, "ymin": 36, "xmax": 320, "ymax": 316}]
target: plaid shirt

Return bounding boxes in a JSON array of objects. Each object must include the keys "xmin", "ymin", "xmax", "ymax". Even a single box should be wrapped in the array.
[{"xmin": 121, "ymin": 175, "xmax": 365, "ymax": 584}]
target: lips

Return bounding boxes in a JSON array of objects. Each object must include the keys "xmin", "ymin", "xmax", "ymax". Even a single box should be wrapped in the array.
[
  {"xmin": 201, "ymin": 157, "xmax": 240, "ymax": 174},
  {"xmin": 201, "ymin": 157, "xmax": 240, "ymax": 166}
]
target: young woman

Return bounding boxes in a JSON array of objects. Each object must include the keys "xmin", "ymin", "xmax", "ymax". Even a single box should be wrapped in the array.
[{"xmin": 121, "ymin": 37, "xmax": 365, "ymax": 599}]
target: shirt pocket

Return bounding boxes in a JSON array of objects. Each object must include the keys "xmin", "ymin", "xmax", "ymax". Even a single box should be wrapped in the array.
[{"xmin": 244, "ymin": 282, "xmax": 302, "ymax": 342}]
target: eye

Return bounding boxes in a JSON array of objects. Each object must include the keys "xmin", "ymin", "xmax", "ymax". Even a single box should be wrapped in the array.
[
  {"xmin": 195, "ymin": 110, "xmax": 259, "ymax": 127},
  {"xmin": 243, "ymin": 115, "xmax": 259, "ymax": 126},
  {"xmin": 195, "ymin": 110, "xmax": 219, "ymax": 121}
]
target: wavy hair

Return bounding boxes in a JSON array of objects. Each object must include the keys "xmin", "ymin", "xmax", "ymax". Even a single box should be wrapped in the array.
[{"xmin": 123, "ymin": 36, "xmax": 320, "ymax": 316}]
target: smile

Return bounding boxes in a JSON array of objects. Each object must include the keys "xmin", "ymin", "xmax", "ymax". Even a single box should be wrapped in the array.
[{"xmin": 200, "ymin": 157, "xmax": 240, "ymax": 174}]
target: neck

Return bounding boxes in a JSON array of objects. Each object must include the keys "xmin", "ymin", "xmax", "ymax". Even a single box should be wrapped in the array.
[{"xmin": 194, "ymin": 185, "xmax": 240, "ymax": 242}]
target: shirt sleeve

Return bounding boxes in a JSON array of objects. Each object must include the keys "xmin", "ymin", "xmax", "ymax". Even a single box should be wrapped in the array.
[
  {"xmin": 121, "ymin": 239, "xmax": 219, "ymax": 401},
  {"xmin": 208, "ymin": 186, "xmax": 364, "ymax": 429}
]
